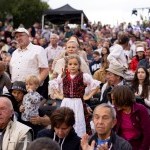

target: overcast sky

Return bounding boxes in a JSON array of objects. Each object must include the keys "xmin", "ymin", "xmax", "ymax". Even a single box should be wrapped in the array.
[{"xmin": 44, "ymin": 0, "xmax": 150, "ymax": 25}]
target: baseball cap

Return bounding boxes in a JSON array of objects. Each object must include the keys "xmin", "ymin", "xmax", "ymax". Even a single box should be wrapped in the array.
[
  {"xmin": 13, "ymin": 27, "xmax": 29, "ymax": 36},
  {"xmin": 9, "ymin": 81, "xmax": 27, "ymax": 94}
]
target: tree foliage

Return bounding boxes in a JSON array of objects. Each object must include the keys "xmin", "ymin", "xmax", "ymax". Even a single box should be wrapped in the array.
[{"xmin": 0, "ymin": 0, "xmax": 49, "ymax": 28}]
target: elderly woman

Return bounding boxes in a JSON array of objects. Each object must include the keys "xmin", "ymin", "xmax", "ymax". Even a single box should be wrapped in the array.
[
  {"xmin": 111, "ymin": 85, "xmax": 150, "ymax": 150},
  {"xmin": 37, "ymin": 107, "xmax": 81, "ymax": 150}
]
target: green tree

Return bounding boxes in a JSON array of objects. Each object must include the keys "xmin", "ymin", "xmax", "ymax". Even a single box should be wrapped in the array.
[{"xmin": 0, "ymin": 0, "xmax": 49, "ymax": 28}]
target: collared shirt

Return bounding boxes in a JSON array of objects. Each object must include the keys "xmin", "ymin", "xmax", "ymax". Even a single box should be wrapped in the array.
[
  {"xmin": 10, "ymin": 42, "xmax": 48, "ymax": 82},
  {"xmin": 45, "ymin": 44, "xmax": 64, "ymax": 60}
]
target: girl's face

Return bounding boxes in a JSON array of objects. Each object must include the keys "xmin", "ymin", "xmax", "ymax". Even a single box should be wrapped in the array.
[
  {"xmin": 26, "ymin": 82, "xmax": 38, "ymax": 92},
  {"xmin": 67, "ymin": 58, "xmax": 80, "ymax": 75},
  {"xmin": 66, "ymin": 42, "xmax": 78, "ymax": 55},
  {"xmin": 101, "ymin": 47, "xmax": 108, "ymax": 55},
  {"xmin": 137, "ymin": 68, "xmax": 146, "ymax": 81}
]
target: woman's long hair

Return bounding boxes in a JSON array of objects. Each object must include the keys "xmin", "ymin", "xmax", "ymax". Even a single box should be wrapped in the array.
[
  {"xmin": 131, "ymin": 66, "xmax": 150, "ymax": 99},
  {"xmin": 101, "ymin": 47, "xmax": 110, "ymax": 69}
]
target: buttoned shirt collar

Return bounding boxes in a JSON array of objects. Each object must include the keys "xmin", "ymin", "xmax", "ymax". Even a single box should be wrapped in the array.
[{"xmin": 18, "ymin": 42, "xmax": 32, "ymax": 51}]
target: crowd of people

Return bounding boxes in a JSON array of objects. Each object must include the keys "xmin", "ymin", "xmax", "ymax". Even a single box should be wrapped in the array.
[{"xmin": 0, "ymin": 19, "xmax": 150, "ymax": 150}]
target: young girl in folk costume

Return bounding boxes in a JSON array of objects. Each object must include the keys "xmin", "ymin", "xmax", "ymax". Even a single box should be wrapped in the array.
[{"xmin": 49, "ymin": 54, "xmax": 100, "ymax": 137}]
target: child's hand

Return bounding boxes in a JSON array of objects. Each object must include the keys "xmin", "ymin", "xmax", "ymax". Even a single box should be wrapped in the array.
[
  {"xmin": 27, "ymin": 89, "xmax": 33, "ymax": 93},
  {"xmin": 54, "ymin": 89, "xmax": 64, "ymax": 100},
  {"xmin": 19, "ymin": 105, "xmax": 25, "ymax": 112}
]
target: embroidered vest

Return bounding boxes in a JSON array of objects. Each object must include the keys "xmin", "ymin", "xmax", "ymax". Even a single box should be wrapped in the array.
[{"xmin": 63, "ymin": 72, "xmax": 86, "ymax": 98}]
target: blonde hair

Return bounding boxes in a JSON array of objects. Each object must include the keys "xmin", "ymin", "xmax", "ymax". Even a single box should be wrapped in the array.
[
  {"xmin": 25, "ymin": 75, "xmax": 40, "ymax": 87},
  {"xmin": 66, "ymin": 39, "xmax": 79, "ymax": 48}
]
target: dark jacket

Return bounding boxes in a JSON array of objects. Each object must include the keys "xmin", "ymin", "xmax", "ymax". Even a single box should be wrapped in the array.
[
  {"xmin": 138, "ymin": 58, "xmax": 150, "ymax": 69},
  {"xmin": 37, "ymin": 128, "xmax": 81, "ymax": 150},
  {"xmin": 89, "ymin": 131, "xmax": 132, "ymax": 150},
  {"xmin": 115, "ymin": 103, "xmax": 150, "ymax": 150}
]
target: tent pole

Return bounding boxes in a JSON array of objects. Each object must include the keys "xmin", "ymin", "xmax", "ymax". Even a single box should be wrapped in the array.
[
  {"xmin": 42, "ymin": 15, "xmax": 45, "ymax": 30},
  {"xmin": 81, "ymin": 13, "xmax": 84, "ymax": 28}
]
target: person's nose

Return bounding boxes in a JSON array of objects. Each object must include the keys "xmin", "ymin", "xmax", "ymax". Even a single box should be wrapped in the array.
[
  {"xmin": 97, "ymin": 117, "xmax": 103, "ymax": 124},
  {"xmin": 57, "ymin": 129, "xmax": 63, "ymax": 135}
]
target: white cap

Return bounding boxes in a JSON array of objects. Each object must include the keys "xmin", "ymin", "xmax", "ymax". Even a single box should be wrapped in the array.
[
  {"xmin": 13, "ymin": 28, "xmax": 29, "ymax": 36},
  {"xmin": 136, "ymin": 47, "xmax": 144, "ymax": 52}
]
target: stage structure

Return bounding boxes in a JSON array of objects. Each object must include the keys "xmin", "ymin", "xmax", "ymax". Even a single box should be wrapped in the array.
[{"xmin": 42, "ymin": 4, "xmax": 88, "ymax": 29}]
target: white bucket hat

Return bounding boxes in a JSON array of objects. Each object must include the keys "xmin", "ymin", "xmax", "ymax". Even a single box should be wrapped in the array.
[{"xmin": 106, "ymin": 63, "xmax": 124, "ymax": 78}]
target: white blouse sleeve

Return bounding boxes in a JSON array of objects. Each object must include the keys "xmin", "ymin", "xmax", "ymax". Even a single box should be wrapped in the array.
[
  {"xmin": 48, "ymin": 74, "xmax": 63, "ymax": 97},
  {"xmin": 83, "ymin": 73, "xmax": 101, "ymax": 94}
]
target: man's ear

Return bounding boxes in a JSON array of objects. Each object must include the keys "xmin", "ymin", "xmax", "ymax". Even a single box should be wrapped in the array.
[
  {"xmin": 112, "ymin": 119, "xmax": 117, "ymax": 128},
  {"xmin": 11, "ymin": 110, "xmax": 14, "ymax": 116}
]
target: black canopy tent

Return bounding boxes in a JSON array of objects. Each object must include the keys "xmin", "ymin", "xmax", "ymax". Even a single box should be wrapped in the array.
[{"xmin": 42, "ymin": 4, "xmax": 88, "ymax": 28}]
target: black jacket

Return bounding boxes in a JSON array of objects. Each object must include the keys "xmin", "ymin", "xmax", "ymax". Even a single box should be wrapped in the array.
[
  {"xmin": 37, "ymin": 128, "xmax": 81, "ymax": 150},
  {"xmin": 89, "ymin": 131, "xmax": 132, "ymax": 150}
]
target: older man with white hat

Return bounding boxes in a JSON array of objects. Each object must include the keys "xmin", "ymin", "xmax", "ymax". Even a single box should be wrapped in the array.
[
  {"xmin": 99, "ymin": 63, "xmax": 125, "ymax": 104},
  {"xmin": 9, "ymin": 27, "xmax": 49, "ymax": 99}
]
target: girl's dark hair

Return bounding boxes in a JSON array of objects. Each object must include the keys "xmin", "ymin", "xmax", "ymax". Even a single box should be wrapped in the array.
[
  {"xmin": 131, "ymin": 66, "xmax": 150, "ymax": 99},
  {"xmin": 50, "ymin": 107, "xmax": 75, "ymax": 129},
  {"xmin": 111, "ymin": 85, "xmax": 135, "ymax": 107},
  {"xmin": 101, "ymin": 47, "xmax": 110, "ymax": 69}
]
